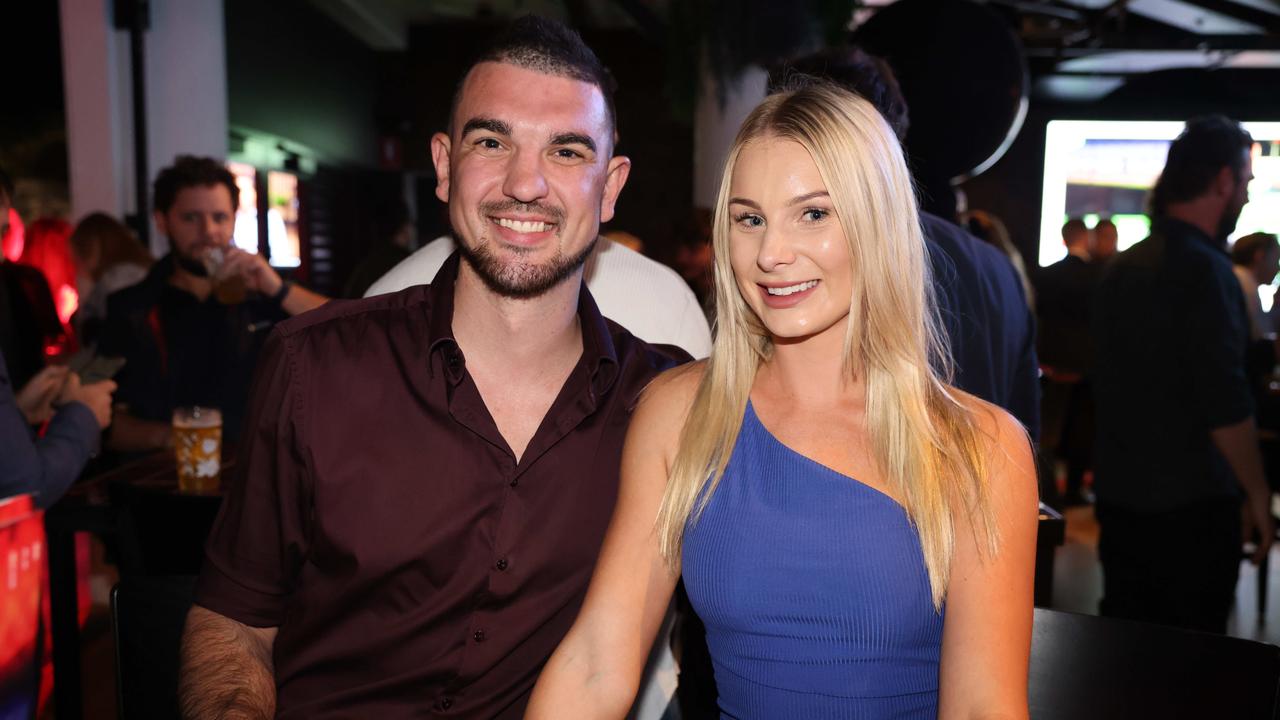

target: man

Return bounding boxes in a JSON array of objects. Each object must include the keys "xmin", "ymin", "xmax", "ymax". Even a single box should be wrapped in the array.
[
  {"xmin": 1093, "ymin": 217, "xmax": 1119, "ymax": 264},
  {"xmin": 179, "ymin": 17, "xmax": 686, "ymax": 719},
  {"xmin": 1093, "ymin": 115, "xmax": 1271, "ymax": 633},
  {"xmin": 1036, "ymin": 218, "xmax": 1099, "ymax": 506},
  {"xmin": 769, "ymin": 48, "xmax": 1040, "ymax": 437},
  {"xmin": 98, "ymin": 156, "xmax": 328, "ymax": 451}
]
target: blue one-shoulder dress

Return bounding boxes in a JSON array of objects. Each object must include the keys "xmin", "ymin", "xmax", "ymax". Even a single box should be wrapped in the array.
[{"xmin": 681, "ymin": 402, "xmax": 945, "ymax": 719}]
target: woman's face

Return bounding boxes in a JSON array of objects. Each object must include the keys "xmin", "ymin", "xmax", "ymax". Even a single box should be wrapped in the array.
[{"xmin": 727, "ymin": 137, "xmax": 852, "ymax": 344}]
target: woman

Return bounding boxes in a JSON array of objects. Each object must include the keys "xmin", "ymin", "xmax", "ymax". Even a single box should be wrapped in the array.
[
  {"xmin": 67, "ymin": 212, "xmax": 152, "ymax": 345},
  {"xmin": 527, "ymin": 83, "xmax": 1036, "ymax": 718}
]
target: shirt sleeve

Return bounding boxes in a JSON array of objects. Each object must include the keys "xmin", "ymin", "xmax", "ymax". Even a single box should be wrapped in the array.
[
  {"xmin": 1187, "ymin": 265, "xmax": 1255, "ymax": 429},
  {"xmin": 0, "ymin": 364, "xmax": 99, "ymax": 509},
  {"xmin": 194, "ymin": 328, "xmax": 311, "ymax": 627}
]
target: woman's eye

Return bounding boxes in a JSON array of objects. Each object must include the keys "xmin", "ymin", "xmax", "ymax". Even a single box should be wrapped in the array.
[
  {"xmin": 734, "ymin": 213, "xmax": 764, "ymax": 228},
  {"xmin": 802, "ymin": 208, "xmax": 829, "ymax": 222}
]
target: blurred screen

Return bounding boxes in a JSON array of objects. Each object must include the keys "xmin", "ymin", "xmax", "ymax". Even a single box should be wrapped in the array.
[
  {"xmin": 1041, "ymin": 120, "xmax": 1280, "ymax": 267},
  {"xmin": 267, "ymin": 171, "xmax": 301, "ymax": 268},
  {"xmin": 226, "ymin": 161, "xmax": 259, "ymax": 254}
]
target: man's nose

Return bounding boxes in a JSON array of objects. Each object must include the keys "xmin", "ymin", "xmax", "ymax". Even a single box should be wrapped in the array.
[{"xmin": 502, "ymin": 149, "xmax": 549, "ymax": 204}]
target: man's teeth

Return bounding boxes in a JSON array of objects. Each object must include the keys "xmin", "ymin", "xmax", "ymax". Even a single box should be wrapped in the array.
[
  {"xmin": 496, "ymin": 218, "xmax": 549, "ymax": 233},
  {"xmin": 766, "ymin": 280, "xmax": 818, "ymax": 296}
]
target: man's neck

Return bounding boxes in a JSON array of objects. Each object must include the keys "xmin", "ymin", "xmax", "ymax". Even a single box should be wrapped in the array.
[
  {"xmin": 1163, "ymin": 201, "xmax": 1222, "ymax": 241},
  {"xmin": 450, "ymin": 261, "xmax": 584, "ymax": 375}
]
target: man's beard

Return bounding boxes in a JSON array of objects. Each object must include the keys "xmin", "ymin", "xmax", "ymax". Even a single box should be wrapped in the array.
[
  {"xmin": 458, "ymin": 235, "xmax": 595, "ymax": 299},
  {"xmin": 173, "ymin": 251, "xmax": 209, "ymax": 277},
  {"xmin": 454, "ymin": 201, "xmax": 592, "ymax": 299},
  {"xmin": 1217, "ymin": 199, "xmax": 1246, "ymax": 244}
]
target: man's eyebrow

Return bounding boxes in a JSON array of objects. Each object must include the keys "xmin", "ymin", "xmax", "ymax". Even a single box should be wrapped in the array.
[
  {"xmin": 460, "ymin": 117, "xmax": 511, "ymax": 137},
  {"xmin": 550, "ymin": 133, "xmax": 597, "ymax": 153},
  {"xmin": 786, "ymin": 191, "xmax": 830, "ymax": 206}
]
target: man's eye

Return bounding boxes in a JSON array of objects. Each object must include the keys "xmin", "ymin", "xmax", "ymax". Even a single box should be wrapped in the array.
[
  {"xmin": 477, "ymin": 138, "xmax": 502, "ymax": 150},
  {"xmin": 554, "ymin": 148, "xmax": 583, "ymax": 160}
]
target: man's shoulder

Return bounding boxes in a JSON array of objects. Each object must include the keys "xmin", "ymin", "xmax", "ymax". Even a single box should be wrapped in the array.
[
  {"xmin": 603, "ymin": 316, "xmax": 693, "ymax": 377},
  {"xmin": 364, "ymin": 237, "xmax": 456, "ymax": 297},
  {"xmin": 591, "ymin": 238, "xmax": 689, "ymax": 293},
  {"xmin": 921, "ymin": 212, "xmax": 1025, "ymax": 300}
]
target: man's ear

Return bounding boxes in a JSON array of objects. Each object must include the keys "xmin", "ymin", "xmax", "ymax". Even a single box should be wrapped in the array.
[
  {"xmin": 1215, "ymin": 165, "xmax": 1237, "ymax": 199},
  {"xmin": 431, "ymin": 132, "xmax": 453, "ymax": 204},
  {"xmin": 598, "ymin": 155, "xmax": 632, "ymax": 224},
  {"xmin": 152, "ymin": 209, "xmax": 169, "ymax": 237}
]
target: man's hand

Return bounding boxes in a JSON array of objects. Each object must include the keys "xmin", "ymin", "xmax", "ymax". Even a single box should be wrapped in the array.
[
  {"xmin": 15, "ymin": 365, "xmax": 70, "ymax": 424},
  {"xmin": 220, "ymin": 247, "xmax": 283, "ymax": 297},
  {"xmin": 58, "ymin": 373, "xmax": 117, "ymax": 429}
]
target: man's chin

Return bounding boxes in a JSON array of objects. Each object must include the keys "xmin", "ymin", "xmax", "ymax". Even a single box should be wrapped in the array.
[{"xmin": 458, "ymin": 237, "xmax": 595, "ymax": 299}]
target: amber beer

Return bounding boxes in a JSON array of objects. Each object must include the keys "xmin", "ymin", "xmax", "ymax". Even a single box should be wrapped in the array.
[{"xmin": 173, "ymin": 407, "xmax": 222, "ymax": 493}]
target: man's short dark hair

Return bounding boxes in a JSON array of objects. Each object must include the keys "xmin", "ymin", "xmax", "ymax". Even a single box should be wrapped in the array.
[
  {"xmin": 152, "ymin": 155, "xmax": 238, "ymax": 214},
  {"xmin": 1095, "ymin": 217, "xmax": 1116, "ymax": 232},
  {"xmin": 449, "ymin": 15, "xmax": 617, "ymax": 138},
  {"xmin": 0, "ymin": 165, "xmax": 13, "ymax": 203},
  {"xmin": 767, "ymin": 46, "xmax": 909, "ymax": 143},
  {"xmin": 1062, "ymin": 218, "xmax": 1089, "ymax": 243},
  {"xmin": 1232, "ymin": 232, "xmax": 1279, "ymax": 267},
  {"xmin": 1149, "ymin": 115, "xmax": 1252, "ymax": 217}
]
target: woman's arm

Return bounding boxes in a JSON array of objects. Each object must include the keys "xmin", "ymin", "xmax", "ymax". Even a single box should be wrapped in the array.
[
  {"xmin": 938, "ymin": 404, "xmax": 1039, "ymax": 720},
  {"xmin": 526, "ymin": 365, "xmax": 699, "ymax": 719}
]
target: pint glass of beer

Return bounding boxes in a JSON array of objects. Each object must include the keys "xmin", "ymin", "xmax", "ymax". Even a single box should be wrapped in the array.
[{"xmin": 173, "ymin": 406, "xmax": 222, "ymax": 493}]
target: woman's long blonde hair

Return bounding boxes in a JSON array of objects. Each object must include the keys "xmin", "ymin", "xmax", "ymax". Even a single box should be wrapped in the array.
[{"xmin": 654, "ymin": 82, "xmax": 997, "ymax": 608}]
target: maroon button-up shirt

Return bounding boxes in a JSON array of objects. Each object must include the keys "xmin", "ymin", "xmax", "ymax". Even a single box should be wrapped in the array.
[{"xmin": 195, "ymin": 253, "xmax": 687, "ymax": 718}]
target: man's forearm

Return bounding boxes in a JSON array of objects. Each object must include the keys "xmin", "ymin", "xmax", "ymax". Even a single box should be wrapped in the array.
[
  {"xmin": 281, "ymin": 284, "xmax": 329, "ymax": 316},
  {"xmin": 179, "ymin": 605, "xmax": 277, "ymax": 720},
  {"xmin": 1210, "ymin": 416, "xmax": 1270, "ymax": 514}
]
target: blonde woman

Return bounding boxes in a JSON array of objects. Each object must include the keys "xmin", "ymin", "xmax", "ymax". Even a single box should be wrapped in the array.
[{"xmin": 527, "ymin": 83, "xmax": 1037, "ymax": 718}]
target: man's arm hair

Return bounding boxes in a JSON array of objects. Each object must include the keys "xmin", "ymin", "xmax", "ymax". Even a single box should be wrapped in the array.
[{"xmin": 179, "ymin": 604, "xmax": 278, "ymax": 720}]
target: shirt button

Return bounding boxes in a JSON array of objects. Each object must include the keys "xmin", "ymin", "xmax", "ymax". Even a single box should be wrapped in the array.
[
  {"xmin": 441, "ymin": 697, "xmax": 453, "ymax": 710},
  {"xmin": 495, "ymin": 558, "xmax": 508, "ymax": 571},
  {"xmin": 473, "ymin": 629, "xmax": 486, "ymax": 643}
]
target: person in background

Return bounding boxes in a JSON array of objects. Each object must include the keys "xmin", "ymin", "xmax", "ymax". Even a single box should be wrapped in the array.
[
  {"xmin": 1036, "ymin": 217, "xmax": 1099, "ymax": 507},
  {"xmin": 1093, "ymin": 217, "xmax": 1119, "ymax": 264},
  {"xmin": 1093, "ymin": 115, "xmax": 1270, "ymax": 633},
  {"xmin": 99, "ymin": 155, "xmax": 329, "ymax": 453},
  {"xmin": 341, "ymin": 196, "xmax": 415, "ymax": 298},
  {"xmin": 0, "ymin": 167, "xmax": 65, "ymax": 390},
  {"xmin": 1230, "ymin": 231, "xmax": 1279, "ymax": 343},
  {"xmin": 528, "ymin": 81, "xmax": 1036, "ymax": 719},
  {"xmin": 17, "ymin": 217, "xmax": 78, "ymax": 326},
  {"xmin": 68, "ymin": 212, "xmax": 153, "ymax": 347}
]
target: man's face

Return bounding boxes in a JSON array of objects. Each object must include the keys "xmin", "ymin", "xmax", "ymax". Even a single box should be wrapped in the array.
[
  {"xmin": 154, "ymin": 184, "xmax": 235, "ymax": 270},
  {"xmin": 1219, "ymin": 151, "xmax": 1254, "ymax": 241},
  {"xmin": 431, "ymin": 62, "xmax": 630, "ymax": 298}
]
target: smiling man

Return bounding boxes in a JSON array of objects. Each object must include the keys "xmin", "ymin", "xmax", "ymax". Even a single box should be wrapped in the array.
[{"xmin": 179, "ymin": 16, "xmax": 687, "ymax": 720}]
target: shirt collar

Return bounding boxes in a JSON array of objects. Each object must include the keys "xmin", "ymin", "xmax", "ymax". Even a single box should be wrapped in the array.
[{"xmin": 426, "ymin": 251, "xmax": 619, "ymax": 399}]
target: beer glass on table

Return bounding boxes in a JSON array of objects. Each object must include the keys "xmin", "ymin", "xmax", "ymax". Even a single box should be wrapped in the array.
[{"xmin": 173, "ymin": 406, "xmax": 222, "ymax": 493}]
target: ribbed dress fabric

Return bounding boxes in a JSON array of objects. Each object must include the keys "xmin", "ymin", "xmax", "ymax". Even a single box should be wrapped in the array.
[{"xmin": 682, "ymin": 402, "xmax": 944, "ymax": 719}]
